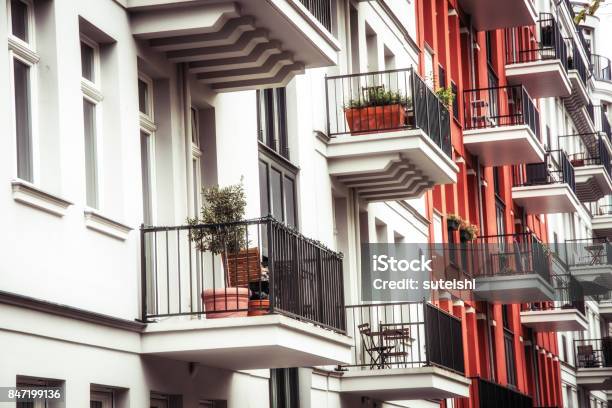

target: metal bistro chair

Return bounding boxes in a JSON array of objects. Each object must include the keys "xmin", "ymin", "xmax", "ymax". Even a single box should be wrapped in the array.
[{"xmin": 577, "ymin": 344, "xmax": 600, "ymax": 368}]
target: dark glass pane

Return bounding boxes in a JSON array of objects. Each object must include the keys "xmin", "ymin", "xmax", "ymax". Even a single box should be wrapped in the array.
[
  {"xmin": 259, "ymin": 160, "xmax": 269, "ymax": 216},
  {"xmin": 283, "ymin": 176, "xmax": 296, "ymax": 227},
  {"xmin": 90, "ymin": 402, "xmax": 103, "ymax": 408},
  {"xmin": 13, "ymin": 59, "xmax": 32, "ymax": 181},
  {"xmin": 276, "ymin": 88, "xmax": 289, "ymax": 159},
  {"xmin": 141, "ymin": 131, "xmax": 152, "ymax": 224},
  {"xmin": 83, "ymin": 99, "xmax": 98, "ymax": 208},
  {"xmin": 138, "ymin": 79, "xmax": 148, "ymax": 114},
  {"xmin": 270, "ymin": 167, "xmax": 283, "ymax": 221},
  {"xmin": 81, "ymin": 41, "xmax": 95, "ymax": 82},
  {"xmin": 11, "ymin": 0, "xmax": 28, "ymax": 42}
]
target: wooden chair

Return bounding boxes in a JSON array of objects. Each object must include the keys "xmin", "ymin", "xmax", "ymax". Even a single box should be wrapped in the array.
[
  {"xmin": 577, "ymin": 344, "xmax": 599, "ymax": 368},
  {"xmin": 223, "ymin": 247, "xmax": 263, "ymax": 288}
]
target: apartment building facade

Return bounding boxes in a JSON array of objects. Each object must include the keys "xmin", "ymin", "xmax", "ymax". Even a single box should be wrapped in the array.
[{"xmin": 0, "ymin": 0, "xmax": 611, "ymax": 407}]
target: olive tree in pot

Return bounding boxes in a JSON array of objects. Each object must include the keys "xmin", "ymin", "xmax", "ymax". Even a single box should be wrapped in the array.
[{"xmin": 188, "ymin": 182, "xmax": 255, "ymax": 318}]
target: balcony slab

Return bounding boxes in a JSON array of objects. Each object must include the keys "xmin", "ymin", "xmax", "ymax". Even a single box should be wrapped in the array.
[
  {"xmin": 456, "ymin": 0, "xmax": 536, "ymax": 30},
  {"xmin": 474, "ymin": 273, "xmax": 556, "ymax": 303},
  {"xmin": 574, "ymin": 165, "xmax": 612, "ymax": 202},
  {"xmin": 512, "ymin": 184, "xmax": 581, "ymax": 214},
  {"xmin": 463, "ymin": 125, "xmax": 545, "ymax": 166},
  {"xmin": 576, "ymin": 368, "xmax": 612, "ymax": 390},
  {"xmin": 141, "ymin": 314, "xmax": 352, "ymax": 370},
  {"xmin": 339, "ymin": 366, "xmax": 471, "ymax": 401},
  {"xmin": 506, "ymin": 60, "xmax": 572, "ymax": 99},
  {"xmin": 569, "ymin": 264, "xmax": 612, "ymax": 291},
  {"xmin": 326, "ymin": 129, "xmax": 458, "ymax": 201},
  {"xmin": 592, "ymin": 214, "xmax": 612, "ymax": 239},
  {"xmin": 520, "ymin": 308, "xmax": 589, "ymax": 332}
]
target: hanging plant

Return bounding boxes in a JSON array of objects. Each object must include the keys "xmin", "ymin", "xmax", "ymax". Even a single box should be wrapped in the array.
[
  {"xmin": 459, "ymin": 221, "xmax": 479, "ymax": 242},
  {"xmin": 435, "ymin": 86, "xmax": 455, "ymax": 109},
  {"xmin": 447, "ymin": 213, "xmax": 462, "ymax": 231}
]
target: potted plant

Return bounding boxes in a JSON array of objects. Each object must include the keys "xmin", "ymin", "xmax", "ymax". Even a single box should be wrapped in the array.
[
  {"xmin": 447, "ymin": 214, "xmax": 462, "ymax": 231},
  {"xmin": 188, "ymin": 182, "xmax": 251, "ymax": 318},
  {"xmin": 436, "ymin": 86, "xmax": 455, "ymax": 110},
  {"xmin": 459, "ymin": 221, "xmax": 479, "ymax": 242},
  {"xmin": 344, "ymin": 86, "xmax": 412, "ymax": 134}
]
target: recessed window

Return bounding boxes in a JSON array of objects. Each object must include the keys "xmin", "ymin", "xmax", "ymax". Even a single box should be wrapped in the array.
[
  {"xmin": 80, "ymin": 40, "xmax": 95, "ymax": 82},
  {"xmin": 270, "ymin": 368, "xmax": 299, "ymax": 408},
  {"xmin": 90, "ymin": 390, "xmax": 113, "ymax": 408},
  {"xmin": 83, "ymin": 99, "xmax": 99, "ymax": 208},
  {"xmin": 13, "ymin": 58, "xmax": 33, "ymax": 182},
  {"xmin": 257, "ymin": 87, "xmax": 289, "ymax": 159},
  {"xmin": 259, "ymin": 154, "xmax": 297, "ymax": 228},
  {"xmin": 138, "ymin": 78, "xmax": 149, "ymax": 115},
  {"xmin": 10, "ymin": 0, "xmax": 29, "ymax": 42}
]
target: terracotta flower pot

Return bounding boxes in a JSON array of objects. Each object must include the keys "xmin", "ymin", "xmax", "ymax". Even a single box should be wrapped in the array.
[
  {"xmin": 344, "ymin": 104, "xmax": 406, "ymax": 134},
  {"xmin": 248, "ymin": 299, "xmax": 270, "ymax": 316},
  {"xmin": 202, "ymin": 288, "xmax": 249, "ymax": 318}
]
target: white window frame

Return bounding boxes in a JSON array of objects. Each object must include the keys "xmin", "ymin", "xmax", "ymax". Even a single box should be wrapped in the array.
[
  {"xmin": 139, "ymin": 74, "xmax": 157, "ymax": 225},
  {"xmin": 7, "ymin": 0, "xmax": 40, "ymax": 184},
  {"xmin": 139, "ymin": 74, "xmax": 155, "ymax": 122},
  {"xmin": 190, "ymin": 106, "xmax": 202, "ymax": 217},
  {"xmin": 80, "ymin": 34, "xmax": 103, "ymax": 209}
]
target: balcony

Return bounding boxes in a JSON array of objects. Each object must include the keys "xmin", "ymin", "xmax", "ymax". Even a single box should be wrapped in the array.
[
  {"xmin": 592, "ymin": 54, "xmax": 612, "ymax": 82},
  {"xmin": 520, "ymin": 274, "xmax": 588, "ymax": 332},
  {"xmin": 512, "ymin": 150, "xmax": 581, "ymax": 214},
  {"xmin": 592, "ymin": 205, "xmax": 612, "ymax": 239},
  {"xmin": 463, "ymin": 85, "xmax": 544, "ymax": 166},
  {"xmin": 128, "ymin": 0, "xmax": 338, "ymax": 91},
  {"xmin": 504, "ymin": 14, "xmax": 572, "ymax": 99},
  {"xmin": 562, "ymin": 133, "xmax": 612, "ymax": 202},
  {"xmin": 600, "ymin": 292, "xmax": 612, "ymax": 319},
  {"xmin": 574, "ymin": 338, "xmax": 612, "ymax": 390},
  {"xmin": 324, "ymin": 68, "xmax": 458, "ymax": 201},
  {"xmin": 139, "ymin": 217, "xmax": 352, "ymax": 370},
  {"xmin": 565, "ymin": 42, "xmax": 591, "ymax": 112},
  {"xmin": 457, "ymin": 378, "xmax": 534, "ymax": 408},
  {"xmin": 456, "ymin": 0, "xmax": 536, "ymax": 31},
  {"xmin": 565, "ymin": 238, "xmax": 612, "ymax": 295},
  {"xmin": 472, "ymin": 233, "xmax": 556, "ymax": 303},
  {"xmin": 336, "ymin": 301, "xmax": 470, "ymax": 400}
]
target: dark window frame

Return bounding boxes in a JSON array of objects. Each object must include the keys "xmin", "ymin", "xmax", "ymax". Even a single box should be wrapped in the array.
[
  {"xmin": 257, "ymin": 88, "xmax": 289, "ymax": 160},
  {"xmin": 258, "ymin": 145, "xmax": 299, "ymax": 228}
]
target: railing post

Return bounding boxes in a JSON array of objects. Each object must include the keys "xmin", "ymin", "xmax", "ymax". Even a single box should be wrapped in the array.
[
  {"xmin": 423, "ymin": 300, "xmax": 430, "ymax": 367},
  {"xmin": 267, "ymin": 217, "xmax": 275, "ymax": 314},
  {"xmin": 140, "ymin": 224, "xmax": 148, "ymax": 322},
  {"xmin": 324, "ymin": 74, "xmax": 330, "ymax": 136}
]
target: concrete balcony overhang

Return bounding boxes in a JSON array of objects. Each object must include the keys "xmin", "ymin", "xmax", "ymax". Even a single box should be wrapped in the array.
[
  {"xmin": 569, "ymin": 264, "xmax": 612, "ymax": 292},
  {"xmin": 463, "ymin": 125, "xmax": 545, "ymax": 166},
  {"xmin": 506, "ymin": 60, "xmax": 572, "ymax": 99},
  {"xmin": 568, "ymin": 70, "xmax": 590, "ymax": 107},
  {"xmin": 576, "ymin": 368, "xmax": 612, "ymax": 390},
  {"xmin": 339, "ymin": 367, "xmax": 471, "ymax": 401},
  {"xmin": 600, "ymin": 302, "xmax": 612, "ymax": 319},
  {"xmin": 141, "ymin": 314, "xmax": 352, "ymax": 370},
  {"xmin": 592, "ymin": 214, "xmax": 612, "ymax": 239},
  {"xmin": 128, "ymin": 1, "xmax": 340, "ymax": 92},
  {"xmin": 520, "ymin": 309, "xmax": 589, "ymax": 332},
  {"xmin": 456, "ymin": 0, "xmax": 537, "ymax": 31},
  {"xmin": 512, "ymin": 184, "xmax": 582, "ymax": 214},
  {"xmin": 574, "ymin": 165, "xmax": 612, "ymax": 202},
  {"xmin": 474, "ymin": 274, "xmax": 556, "ymax": 303},
  {"xmin": 325, "ymin": 129, "xmax": 459, "ymax": 202}
]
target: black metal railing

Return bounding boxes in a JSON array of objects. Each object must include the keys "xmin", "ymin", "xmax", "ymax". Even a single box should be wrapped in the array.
[
  {"xmin": 595, "ymin": 105, "xmax": 612, "ymax": 139},
  {"xmin": 587, "ymin": 100, "xmax": 595, "ymax": 125},
  {"xmin": 459, "ymin": 377, "xmax": 533, "ymax": 408},
  {"xmin": 513, "ymin": 149, "xmax": 576, "ymax": 195},
  {"xmin": 140, "ymin": 217, "xmax": 346, "ymax": 333},
  {"xmin": 527, "ymin": 273, "xmax": 586, "ymax": 315},
  {"xmin": 564, "ymin": 237, "xmax": 612, "ymax": 267},
  {"xmin": 568, "ymin": 41, "xmax": 589, "ymax": 87},
  {"xmin": 298, "ymin": 0, "xmax": 331, "ymax": 31},
  {"xmin": 325, "ymin": 68, "xmax": 452, "ymax": 157},
  {"xmin": 505, "ymin": 13, "xmax": 569, "ymax": 72},
  {"xmin": 592, "ymin": 54, "xmax": 612, "ymax": 82},
  {"xmin": 472, "ymin": 233, "xmax": 552, "ymax": 283},
  {"xmin": 338, "ymin": 301, "xmax": 465, "ymax": 374},
  {"xmin": 574, "ymin": 337, "xmax": 612, "ymax": 368},
  {"xmin": 560, "ymin": 133, "xmax": 612, "ymax": 178},
  {"xmin": 596, "ymin": 204, "xmax": 612, "ymax": 216},
  {"xmin": 463, "ymin": 84, "xmax": 540, "ymax": 140}
]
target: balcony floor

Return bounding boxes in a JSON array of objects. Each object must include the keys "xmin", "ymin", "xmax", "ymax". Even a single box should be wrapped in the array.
[
  {"xmin": 506, "ymin": 60, "xmax": 572, "ymax": 99},
  {"xmin": 569, "ymin": 265, "xmax": 612, "ymax": 293},
  {"xmin": 463, "ymin": 124, "xmax": 545, "ymax": 166},
  {"xmin": 574, "ymin": 165, "xmax": 612, "ymax": 202},
  {"xmin": 339, "ymin": 366, "xmax": 471, "ymax": 401},
  {"xmin": 141, "ymin": 314, "xmax": 352, "ymax": 370},
  {"xmin": 474, "ymin": 273, "xmax": 556, "ymax": 303},
  {"xmin": 512, "ymin": 184, "xmax": 581, "ymax": 214},
  {"xmin": 326, "ymin": 129, "xmax": 458, "ymax": 201},
  {"xmin": 592, "ymin": 214, "xmax": 612, "ymax": 239},
  {"xmin": 576, "ymin": 368, "xmax": 612, "ymax": 390},
  {"xmin": 520, "ymin": 309, "xmax": 589, "ymax": 332},
  {"xmin": 456, "ymin": 0, "xmax": 536, "ymax": 30}
]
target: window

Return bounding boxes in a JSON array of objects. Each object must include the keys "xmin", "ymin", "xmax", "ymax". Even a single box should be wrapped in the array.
[
  {"xmin": 190, "ymin": 106, "xmax": 202, "ymax": 217},
  {"xmin": 438, "ymin": 64, "xmax": 446, "ymax": 88},
  {"xmin": 270, "ymin": 368, "xmax": 299, "ymax": 408},
  {"xmin": 504, "ymin": 329, "xmax": 517, "ymax": 386},
  {"xmin": 151, "ymin": 393, "xmax": 182, "ymax": 408},
  {"xmin": 257, "ymin": 88, "xmax": 289, "ymax": 159},
  {"xmin": 259, "ymin": 154, "xmax": 297, "ymax": 228},
  {"xmin": 90, "ymin": 390, "xmax": 113, "ymax": 408},
  {"xmin": 16, "ymin": 377, "xmax": 62, "ymax": 408},
  {"xmin": 451, "ymin": 81, "xmax": 459, "ymax": 120},
  {"xmin": 8, "ymin": 0, "xmax": 37, "ymax": 183},
  {"xmin": 80, "ymin": 35, "xmax": 102, "ymax": 208},
  {"xmin": 139, "ymin": 74, "xmax": 156, "ymax": 224}
]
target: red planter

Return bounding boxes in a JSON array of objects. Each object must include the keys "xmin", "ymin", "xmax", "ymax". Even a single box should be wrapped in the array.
[
  {"xmin": 344, "ymin": 104, "xmax": 406, "ymax": 134},
  {"xmin": 202, "ymin": 288, "xmax": 249, "ymax": 318}
]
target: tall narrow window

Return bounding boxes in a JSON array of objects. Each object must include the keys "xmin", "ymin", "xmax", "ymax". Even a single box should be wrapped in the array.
[
  {"xmin": 270, "ymin": 368, "xmax": 299, "ymax": 408},
  {"xmin": 139, "ymin": 75, "xmax": 156, "ymax": 225},
  {"xmin": 80, "ymin": 35, "xmax": 102, "ymax": 208},
  {"xmin": 9, "ymin": 0, "xmax": 37, "ymax": 183},
  {"xmin": 190, "ymin": 106, "xmax": 202, "ymax": 217},
  {"xmin": 257, "ymin": 88, "xmax": 289, "ymax": 159},
  {"xmin": 140, "ymin": 131, "xmax": 153, "ymax": 224},
  {"xmin": 90, "ymin": 390, "xmax": 113, "ymax": 408},
  {"xmin": 258, "ymin": 155, "xmax": 298, "ymax": 228}
]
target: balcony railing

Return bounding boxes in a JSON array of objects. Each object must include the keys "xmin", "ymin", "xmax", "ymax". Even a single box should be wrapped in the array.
[
  {"xmin": 325, "ymin": 67, "xmax": 452, "ymax": 157},
  {"xmin": 463, "ymin": 84, "xmax": 540, "ymax": 138},
  {"xmin": 473, "ymin": 233, "xmax": 552, "ymax": 284},
  {"xmin": 595, "ymin": 105, "xmax": 612, "ymax": 138},
  {"xmin": 298, "ymin": 0, "xmax": 331, "ymax": 31},
  {"xmin": 527, "ymin": 273, "xmax": 586, "ymax": 315},
  {"xmin": 564, "ymin": 237, "xmax": 612, "ymax": 268},
  {"xmin": 505, "ymin": 13, "xmax": 569, "ymax": 71},
  {"xmin": 568, "ymin": 41, "xmax": 589, "ymax": 87},
  {"xmin": 338, "ymin": 301, "xmax": 465, "ymax": 374},
  {"xmin": 458, "ymin": 377, "xmax": 533, "ymax": 408},
  {"xmin": 560, "ymin": 133, "xmax": 612, "ymax": 178},
  {"xmin": 596, "ymin": 204, "xmax": 612, "ymax": 216},
  {"xmin": 140, "ymin": 217, "xmax": 346, "ymax": 333},
  {"xmin": 574, "ymin": 337, "xmax": 612, "ymax": 368},
  {"xmin": 592, "ymin": 54, "xmax": 612, "ymax": 82},
  {"xmin": 513, "ymin": 149, "xmax": 577, "ymax": 193}
]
